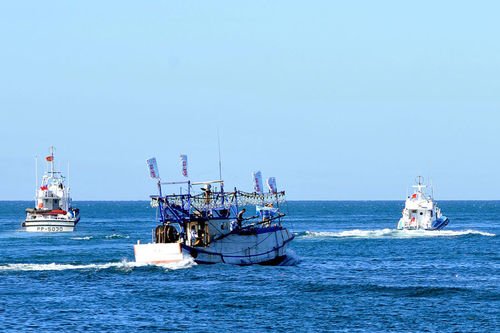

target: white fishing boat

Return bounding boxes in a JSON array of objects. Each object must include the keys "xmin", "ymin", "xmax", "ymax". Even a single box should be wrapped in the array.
[
  {"xmin": 134, "ymin": 157, "xmax": 294, "ymax": 265},
  {"xmin": 22, "ymin": 147, "xmax": 80, "ymax": 232},
  {"xmin": 397, "ymin": 176, "xmax": 449, "ymax": 230}
]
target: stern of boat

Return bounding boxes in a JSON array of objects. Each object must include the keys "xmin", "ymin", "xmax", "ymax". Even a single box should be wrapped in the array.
[{"xmin": 134, "ymin": 242, "xmax": 184, "ymax": 264}]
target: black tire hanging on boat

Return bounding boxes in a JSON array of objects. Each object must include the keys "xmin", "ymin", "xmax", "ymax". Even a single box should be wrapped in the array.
[
  {"xmin": 190, "ymin": 248, "xmax": 198, "ymax": 258},
  {"xmin": 166, "ymin": 225, "xmax": 177, "ymax": 242},
  {"xmin": 155, "ymin": 225, "xmax": 165, "ymax": 243}
]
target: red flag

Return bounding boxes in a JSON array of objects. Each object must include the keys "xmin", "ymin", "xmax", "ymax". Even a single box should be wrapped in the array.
[
  {"xmin": 46, "ymin": 156, "xmax": 53, "ymax": 162},
  {"xmin": 411, "ymin": 194, "xmax": 417, "ymax": 199},
  {"xmin": 40, "ymin": 185, "xmax": 48, "ymax": 191}
]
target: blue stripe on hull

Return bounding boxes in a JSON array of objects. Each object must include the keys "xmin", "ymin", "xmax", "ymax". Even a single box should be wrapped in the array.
[{"xmin": 430, "ymin": 217, "xmax": 449, "ymax": 230}]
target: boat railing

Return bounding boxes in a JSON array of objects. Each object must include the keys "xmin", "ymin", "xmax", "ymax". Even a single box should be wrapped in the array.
[{"xmin": 151, "ymin": 190, "xmax": 286, "ymax": 211}]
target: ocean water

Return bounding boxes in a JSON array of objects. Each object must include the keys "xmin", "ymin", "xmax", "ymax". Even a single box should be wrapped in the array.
[{"xmin": 0, "ymin": 201, "xmax": 498, "ymax": 332}]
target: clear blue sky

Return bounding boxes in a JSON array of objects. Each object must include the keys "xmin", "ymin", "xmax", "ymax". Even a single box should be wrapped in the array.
[{"xmin": 0, "ymin": 1, "xmax": 499, "ymax": 200}]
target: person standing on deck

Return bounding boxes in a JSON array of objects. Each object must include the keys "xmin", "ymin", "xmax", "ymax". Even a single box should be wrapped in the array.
[
  {"xmin": 190, "ymin": 225, "xmax": 197, "ymax": 246},
  {"xmin": 236, "ymin": 208, "xmax": 246, "ymax": 228}
]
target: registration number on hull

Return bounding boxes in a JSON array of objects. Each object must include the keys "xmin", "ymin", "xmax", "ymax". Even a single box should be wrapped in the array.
[{"xmin": 36, "ymin": 226, "xmax": 64, "ymax": 232}]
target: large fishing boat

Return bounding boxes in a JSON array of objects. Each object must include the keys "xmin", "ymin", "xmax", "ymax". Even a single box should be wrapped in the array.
[
  {"xmin": 22, "ymin": 147, "xmax": 80, "ymax": 232},
  {"xmin": 134, "ymin": 157, "xmax": 294, "ymax": 265},
  {"xmin": 397, "ymin": 176, "xmax": 449, "ymax": 230}
]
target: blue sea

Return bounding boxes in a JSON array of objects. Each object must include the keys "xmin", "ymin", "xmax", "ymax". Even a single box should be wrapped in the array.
[{"xmin": 0, "ymin": 201, "xmax": 498, "ymax": 332}]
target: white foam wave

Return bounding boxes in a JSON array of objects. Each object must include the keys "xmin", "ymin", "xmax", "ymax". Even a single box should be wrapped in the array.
[
  {"xmin": 70, "ymin": 236, "xmax": 94, "ymax": 241},
  {"xmin": 155, "ymin": 258, "xmax": 197, "ymax": 270},
  {"xmin": 0, "ymin": 260, "xmax": 142, "ymax": 272},
  {"xmin": 302, "ymin": 229, "xmax": 496, "ymax": 239},
  {"xmin": 105, "ymin": 234, "xmax": 130, "ymax": 239},
  {"xmin": 0, "ymin": 259, "xmax": 196, "ymax": 272}
]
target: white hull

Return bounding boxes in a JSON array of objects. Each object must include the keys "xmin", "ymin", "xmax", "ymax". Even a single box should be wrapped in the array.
[
  {"xmin": 23, "ymin": 218, "xmax": 79, "ymax": 232},
  {"xmin": 134, "ymin": 243, "xmax": 184, "ymax": 264},
  {"xmin": 135, "ymin": 227, "xmax": 294, "ymax": 265},
  {"xmin": 397, "ymin": 216, "xmax": 449, "ymax": 231}
]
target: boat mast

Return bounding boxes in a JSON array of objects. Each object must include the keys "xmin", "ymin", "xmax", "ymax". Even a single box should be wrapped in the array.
[
  {"xmin": 49, "ymin": 146, "xmax": 55, "ymax": 176},
  {"xmin": 35, "ymin": 156, "xmax": 38, "ymax": 206},
  {"xmin": 157, "ymin": 179, "xmax": 164, "ymax": 222},
  {"xmin": 67, "ymin": 161, "xmax": 70, "ymax": 209},
  {"xmin": 217, "ymin": 129, "xmax": 222, "ymax": 181},
  {"xmin": 68, "ymin": 162, "xmax": 70, "ymax": 189}
]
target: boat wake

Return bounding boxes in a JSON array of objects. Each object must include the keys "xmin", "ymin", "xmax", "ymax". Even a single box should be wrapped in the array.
[
  {"xmin": 156, "ymin": 258, "xmax": 197, "ymax": 270},
  {"xmin": 0, "ymin": 259, "xmax": 196, "ymax": 272},
  {"xmin": 0, "ymin": 260, "xmax": 140, "ymax": 272},
  {"xmin": 299, "ymin": 229, "xmax": 496, "ymax": 239}
]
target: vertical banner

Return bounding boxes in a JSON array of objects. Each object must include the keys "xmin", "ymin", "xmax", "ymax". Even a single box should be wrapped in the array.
[
  {"xmin": 147, "ymin": 158, "xmax": 160, "ymax": 179},
  {"xmin": 180, "ymin": 154, "xmax": 188, "ymax": 177},
  {"xmin": 253, "ymin": 171, "xmax": 263, "ymax": 194},
  {"xmin": 266, "ymin": 177, "xmax": 277, "ymax": 194}
]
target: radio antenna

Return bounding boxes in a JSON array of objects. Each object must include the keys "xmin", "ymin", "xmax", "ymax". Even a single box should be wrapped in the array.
[{"xmin": 217, "ymin": 129, "xmax": 222, "ymax": 181}]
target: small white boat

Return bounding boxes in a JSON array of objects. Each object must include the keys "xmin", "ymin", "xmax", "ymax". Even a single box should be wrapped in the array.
[
  {"xmin": 397, "ymin": 176, "xmax": 449, "ymax": 231},
  {"xmin": 134, "ymin": 157, "xmax": 294, "ymax": 265},
  {"xmin": 22, "ymin": 147, "xmax": 80, "ymax": 232}
]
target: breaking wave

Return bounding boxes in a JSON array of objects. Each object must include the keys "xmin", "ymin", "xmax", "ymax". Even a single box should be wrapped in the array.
[
  {"xmin": 105, "ymin": 234, "xmax": 130, "ymax": 239},
  {"xmin": 70, "ymin": 236, "xmax": 94, "ymax": 241},
  {"xmin": 0, "ymin": 259, "xmax": 196, "ymax": 272},
  {"xmin": 0, "ymin": 260, "xmax": 140, "ymax": 272},
  {"xmin": 71, "ymin": 234, "xmax": 131, "ymax": 241},
  {"xmin": 299, "ymin": 229, "xmax": 496, "ymax": 239},
  {"xmin": 156, "ymin": 258, "xmax": 197, "ymax": 270}
]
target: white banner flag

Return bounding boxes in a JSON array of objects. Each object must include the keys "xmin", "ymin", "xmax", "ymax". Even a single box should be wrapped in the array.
[
  {"xmin": 266, "ymin": 177, "xmax": 277, "ymax": 194},
  {"xmin": 180, "ymin": 154, "xmax": 188, "ymax": 177},
  {"xmin": 253, "ymin": 171, "xmax": 263, "ymax": 194},
  {"xmin": 147, "ymin": 158, "xmax": 160, "ymax": 179}
]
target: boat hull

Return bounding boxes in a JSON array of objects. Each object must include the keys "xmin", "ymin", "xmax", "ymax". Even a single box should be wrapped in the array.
[
  {"xmin": 397, "ymin": 216, "xmax": 449, "ymax": 231},
  {"xmin": 134, "ymin": 227, "xmax": 295, "ymax": 265},
  {"xmin": 430, "ymin": 216, "xmax": 449, "ymax": 230},
  {"xmin": 22, "ymin": 218, "xmax": 80, "ymax": 232},
  {"xmin": 134, "ymin": 243, "xmax": 184, "ymax": 264}
]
